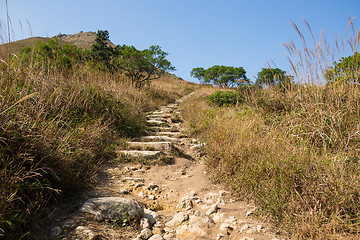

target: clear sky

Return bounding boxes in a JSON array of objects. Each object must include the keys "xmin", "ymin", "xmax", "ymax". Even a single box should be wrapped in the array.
[{"xmin": 0, "ymin": 0, "xmax": 359, "ymax": 83}]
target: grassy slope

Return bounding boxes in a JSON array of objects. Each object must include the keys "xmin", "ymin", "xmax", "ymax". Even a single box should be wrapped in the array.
[
  {"xmin": 0, "ymin": 31, "xmax": 113, "ymax": 60},
  {"xmin": 0, "ymin": 35, "xmax": 196, "ymax": 239},
  {"xmin": 181, "ymin": 86, "xmax": 360, "ymax": 239}
]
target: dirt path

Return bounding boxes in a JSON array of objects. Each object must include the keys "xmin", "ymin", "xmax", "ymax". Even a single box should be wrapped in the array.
[{"xmin": 48, "ymin": 93, "xmax": 282, "ymax": 240}]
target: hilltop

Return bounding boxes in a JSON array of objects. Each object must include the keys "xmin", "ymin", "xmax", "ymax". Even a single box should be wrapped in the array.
[{"xmin": 0, "ymin": 31, "xmax": 115, "ymax": 60}]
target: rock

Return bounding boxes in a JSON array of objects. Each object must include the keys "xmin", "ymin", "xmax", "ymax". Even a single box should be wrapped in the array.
[
  {"xmin": 256, "ymin": 224, "xmax": 265, "ymax": 232},
  {"xmin": 206, "ymin": 204, "xmax": 219, "ymax": 215},
  {"xmin": 240, "ymin": 224, "xmax": 252, "ymax": 233},
  {"xmin": 217, "ymin": 234, "xmax": 225, "ymax": 240},
  {"xmin": 135, "ymin": 183, "xmax": 145, "ymax": 189},
  {"xmin": 144, "ymin": 209, "xmax": 159, "ymax": 225},
  {"xmin": 246, "ymin": 228, "xmax": 256, "ymax": 234},
  {"xmin": 177, "ymin": 199, "xmax": 193, "ymax": 210},
  {"xmin": 176, "ymin": 224, "xmax": 206, "ymax": 236},
  {"xmin": 156, "ymin": 132, "xmax": 181, "ymax": 137},
  {"xmin": 138, "ymin": 192, "xmax": 145, "ymax": 198},
  {"xmin": 149, "ymin": 195, "xmax": 156, "ymax": 200},
  {"xmin": 80, "ymin": 197, "xmax": 144, "ymax": 221},
  {"xmin": 138, "ymin": 228, "xmax": 153, "ymax": 239},
  {"xmin": 139, "ymin": 136, "xmax": 181, "ymax": 143},
  {"xmin": 120, "ymin": 188, "xmax": 129, "ymax": 194},
  {"xmin": 246, "ymin": 208, "xmax": 256, "ymax": 217},
  {"xmin": 212, "ymin": 212, "xmax": 225, "ymax": 222},
  {"xmin": 189, "ymin": 143, "xmax": 205, "ymax": 150},
  {"xmin": 119, "ymin": 150, "xmax": 164, "ymax": 160},
  {"xmin": 50, "ymin": 226, "xmax": 61, "ymax": 238},
  {"xmin": 149, "ymin": 182, "xmax": 159, "ymax": 189},
  {"xmin": 123, "ymin": 177, "xmax": 145, "ymax": 182},
  {"xmin": 219, "ymin": 223, "xmax": 232, "ymax": 231},
  {"xmin": 224, "ymin": 216, "xmax": 237, "ymax": 225},
  {"xmin": 141, "ymin": 218, "xmax": 152, "ymax": 229},
  {"xmin": 128, "ymin": 142, "xmax": 174, "ymax": 152},
  {"xmin": 165, "ymin": 212, "xmax": 189, "ymax": 227},
  {"xmin": 73, "ymin": 226, "xmax": 98, "ymax": 240},
  {"xmin": 239, "ymin": 238, "xmax": 255, "ymax": 240},
  {"xmin": 163, "ymin": 232, "xmax": 177, "ymax": 240},
  {"xmin": 148, "ymin": 234, "xmax": 164, "ymax": 240}
]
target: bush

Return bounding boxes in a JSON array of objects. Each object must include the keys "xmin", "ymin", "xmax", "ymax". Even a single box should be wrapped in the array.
[{"xmin": 207, "ymin": 91, "xmax": 244, "ymax": 107}]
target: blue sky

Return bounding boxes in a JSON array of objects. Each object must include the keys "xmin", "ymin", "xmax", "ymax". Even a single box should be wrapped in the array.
[{"xmin": 1, "ymin": 0, "xmax": 359, "ymax": 83}]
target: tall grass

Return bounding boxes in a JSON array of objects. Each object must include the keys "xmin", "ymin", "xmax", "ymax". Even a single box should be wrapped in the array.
[
  {"xmin": 181, "ymin": 20, "xmax": 360, "ymax": 239},
  {"xmin": 0, "ymin": 37, "xmax": 192, "ymax": 238}
]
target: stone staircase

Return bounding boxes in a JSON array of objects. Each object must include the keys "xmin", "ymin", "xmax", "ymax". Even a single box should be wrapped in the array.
[{"xmin": 119, "ymin": 96, "xmax": 189, "ymax": 161}]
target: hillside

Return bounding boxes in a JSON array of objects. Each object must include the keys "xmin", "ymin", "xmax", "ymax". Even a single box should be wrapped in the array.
[{"xmin": 0, "ymin": 31, "xmax": 115, "ymax": 60}]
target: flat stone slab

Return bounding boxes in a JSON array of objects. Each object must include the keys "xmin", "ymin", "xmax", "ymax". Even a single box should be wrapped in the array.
[
  {"xmin": 127, "ymin": 142, "xmax": 174, "ymax": 151},
  {"xmin": 146, "ymin": 116, "xmax": 168, "ymax": 121},
  {"xmin": 155, "ymin": 132, "xmax": 182, "ymax": 137},
  {"xmin": 147, "ymin": 113, "xmax": 171, "ymax": 118},
  {"xmin": 150, "ymin": 126, "xmax": 179, "ymax": 132},
  {"xmin": 146, "ymin": 119, "xmax": 169, "ymax": 127},
  {"xmin": 138, "ymin": 136, "xmax": 181, "ymax": 143},
  {"xmin": 119, "ymin": 150, "xmax": 164, "ymax": 159},
  {"xmin": 80, "ymin": 197, "xmax": 144, "ymax": 221}
]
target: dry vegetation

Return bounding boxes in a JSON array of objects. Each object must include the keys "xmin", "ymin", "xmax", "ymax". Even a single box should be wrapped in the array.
[
  {"xmin": 0, "ymin": 34, "xmax": 194, "ymax": 238},
  {"xmin": 180, "ymin": 20, "xmax": 360, "ymax": 239}
]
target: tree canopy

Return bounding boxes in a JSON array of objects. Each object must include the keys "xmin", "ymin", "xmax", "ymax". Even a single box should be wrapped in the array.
[
  {"xmin": 120, "ymin": 44, "xmax": 175, "ymax": 88},
  {"xmin": 191, "ymin": 65, "xmax": 249, "ymax": 88},
  {"xmin": 256, "ymin": 68, "xmax": 292, "ymax": 86},
  {"xmin": 190, "ymin": 67, "xmax": 205, "ymax": 84},
  {"xmin": 325, "ymin": 52, "xmax": 360, "ymax": 85},
  {"xmin": 90, "ymin": 30, "xmax": 175, "ymax": 87}
]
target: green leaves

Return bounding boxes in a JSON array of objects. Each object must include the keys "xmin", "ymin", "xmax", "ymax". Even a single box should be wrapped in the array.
[
  {"xmin": 325, "ymin": 52, "xmax": 360, "ymax": 85},
  {"xmin": 256, "ymin": 68, "xmax": 292, "ymax": 86},
  {"xmin": 109, "ymin": 212, "xmax": 130, "ymax": 228},
  {"xmin": 120, "ymin": 44, "xmax": 175, "ymax": 88},
  {"xmin": 190, "ymin": 67, "xmax": 205, "ymax": 84},
  {"xmin": 207, "ymin": 91, "xmax": 244, "ymax": 107},
  {"xmin": 191, "ymin": 65, "xmax": 249, "ymax": 88}
]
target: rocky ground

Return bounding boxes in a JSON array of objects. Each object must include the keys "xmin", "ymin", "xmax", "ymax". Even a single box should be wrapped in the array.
[{"xmin": 46, "ymin": 93, "xmax": 283, "ymax": 240}]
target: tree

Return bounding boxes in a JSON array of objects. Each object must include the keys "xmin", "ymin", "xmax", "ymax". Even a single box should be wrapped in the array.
[
  {"xmin": 190, "ymin": 67, "xmax": 205, "ymax": 84},
  {"xmin": 120, "ymin": 45, "xmax": 175, "ymax": 88},
  {"xmin": 325, "ymin": 52, "xmax": 360, "ymax": 85},
  {"xmin": 256, "ymin": 68, "xmax": 292, "ymax": 86},
  {"xmin": 199, "ymin": 65, "xmax": 249, "ymax": 88},
  {"xmin": 91, "ymin": 30, "xmax": 114, "ymax": 68}
]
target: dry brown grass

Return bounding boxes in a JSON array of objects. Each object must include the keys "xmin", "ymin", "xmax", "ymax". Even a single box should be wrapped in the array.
[
  {"xmin": 180, "ymin": 19, "xmax": 360, "ymax": 239},
  {"xmin": 0, "ymin": 42, "xmax": 193, "ymax": 239}
]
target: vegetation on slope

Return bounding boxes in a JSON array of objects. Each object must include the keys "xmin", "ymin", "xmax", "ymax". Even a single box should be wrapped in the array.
[
  {"xmin": 0, "ymin": 31, "xmax": 194, "ymax": 239},
  {"xmin": 182, "ymin": 20, "xmax": 360, "ymax": 239}
]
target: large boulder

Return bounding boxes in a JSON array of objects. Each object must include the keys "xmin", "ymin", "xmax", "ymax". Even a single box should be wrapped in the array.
[{"xmin": 80, "ymin": 197, "xmax": 144, "ymax": 221}]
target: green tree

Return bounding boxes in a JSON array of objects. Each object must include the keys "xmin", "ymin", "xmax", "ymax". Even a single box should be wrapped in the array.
[
  {"xmin": 190, "ymin": 67, "xmax": 205, "ymax": 84},
  {"xmin": 120, "ymin": 45, "xmax": 175, "ymax": 88},
  {"xmin": 256, "ymin": 68, "xmax": 292, "ymax": 86},
  {"xmin": 325, "ymin": 52, "xmax": 360, "ymax": 85},
  {"xmin": 201, "ymin": 65, "xmax": 249, "ymax": 88},
  {"xmin": 91, "ymin": 30, "xmax": 114, "ymax": 68}
]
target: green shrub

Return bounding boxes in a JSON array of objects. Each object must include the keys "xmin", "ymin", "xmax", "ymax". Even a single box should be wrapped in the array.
[{"xmin": 207, "ymin": 91, "xmax": 244, "ymax": 107}]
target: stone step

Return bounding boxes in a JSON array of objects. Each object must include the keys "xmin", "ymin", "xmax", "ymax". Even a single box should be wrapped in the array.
[
  {"xmin": 118, "ymin": 150, "xmax": 164, "ymax": 159},
  {"xmin": 146, "ymin": 119, "xmax": 170, "ymax": 127},
  {"xmin": 165, "ymin": 103, "xmax": 179, "ymax": 108},
  {"xmin": 147, "ymin": 113, "xmax": 171, "ymax": 118},
  {"xmin": 127, "ymin": 142, "xmax": 174, "ymax": 151},
  {"xmin": 138, "ymin": 136, "xmax": 181, "ymax": 143},
  {"xmin": 152, "ymin": 111, "xmax": 167, "ymax": 115},
  {"xmin": 146, "ymin": 116, "xmax": 168, "ymax": 121},
  {"xmin": 155, "ymin": 132, "xmax": 182, "ymax": 137},
  {"xmin": 149, "ymin": 126, "xmax": 179, "ymax": 132},
  {"xmin": 160, "ymin": 107, "xmax": 174, "ymax": 112}
]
